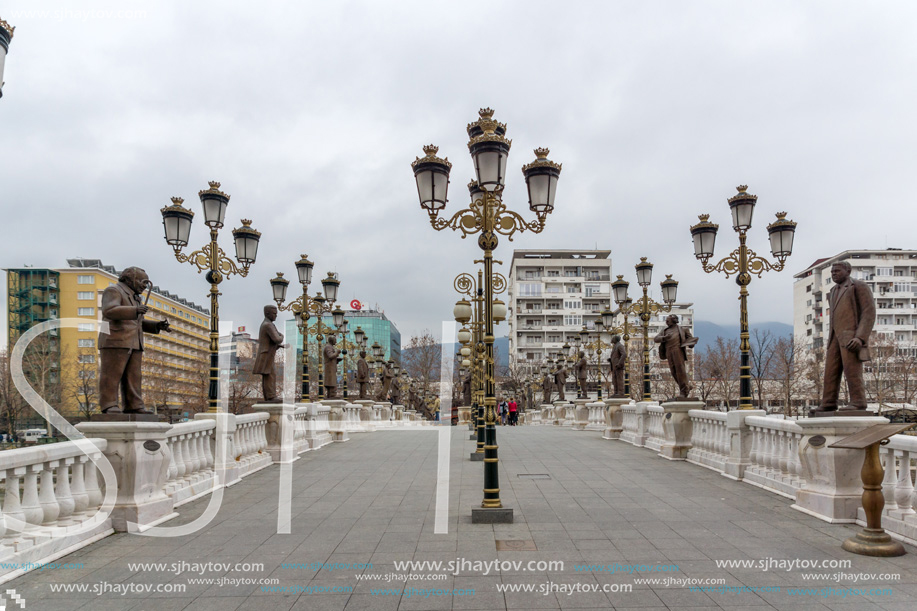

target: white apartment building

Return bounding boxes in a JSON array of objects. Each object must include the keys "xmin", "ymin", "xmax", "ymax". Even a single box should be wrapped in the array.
[
  {"xmin": 507, "ymin": 250, "xmax": 694, "ymax": 377},
  {"xmin": 793, "ymin": 249, "xmax": 917, "ymax": 356}
]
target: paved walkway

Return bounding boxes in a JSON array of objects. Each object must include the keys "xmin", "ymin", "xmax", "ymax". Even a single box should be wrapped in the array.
[{"xmin": 9, "ymin": 426, "xmax": 917, "ymax": 610}]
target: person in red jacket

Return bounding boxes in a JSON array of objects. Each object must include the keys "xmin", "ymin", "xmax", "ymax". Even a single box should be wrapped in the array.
[{"xmin": 508, "ymin": 398, "xmax": 518, "ymax": 426}]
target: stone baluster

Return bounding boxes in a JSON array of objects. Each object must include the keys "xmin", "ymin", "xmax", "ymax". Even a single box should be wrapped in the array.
[
  {"xmin": 777, "ymin": 431, "xmax": 790, "ymax": 481},
  {"xmin": 71, "ymin": 456, "xmax": 90, "ymax": 518},
  {"xmin": 894, "ymin": 449, "xmax": 915, "ymax": 517},
  {"xmin": 54, "ymin": 459, "xmax": 76, "ymax": 525},
  {"xmin": 2, "ymin": 468, "xmax": 26, "ymax": 540},
  {"xmin": 881, "ymin": 446, "xmax": 898, "ymax": 512},
  {"xmin": 84, "ymin": 458, "xmax": 102, "ymax": 509},
  {"xmin": 39, "ymin": 462, "xmax": 60, "ymax": 527},
  {"xmin": 173, "ymin": 434, "xmax": 187, "ymax": 481}
]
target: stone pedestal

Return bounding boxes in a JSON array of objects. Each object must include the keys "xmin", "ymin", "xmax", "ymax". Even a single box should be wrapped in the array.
[
  {"xmin": 602, "ymin": 398, "xmax": 629, "ymax": 440},
  {"xmin": 377, "ymin": 402, "xmax": 393, "ymax": 427},
  {"xmin": 552, "ymin": 401, "xmax": 567, "ymax": 426},
  {"xmin": 256, "ymin": 403, "xmax": 297, "ymax": 464},
  {"xmin": 792, "ymin": 416, "xmax": 888, "ymax": 523},
  {"xmin": 723, "ymin": 409, "xmax": 766, "ymax": 480},
  {"xmin": 74, "ymin": 422, "xmax": 177, "ymax": 533},
  {"xmin": 323, "ymin": 399, "xmax": 350, "ymax": 442},
  {"xmin": 471, "ymin": 507, "xmax": 514, "ymax": 523},
  {"xmin": 572, "ymin": 399, "xmax": 591, "ymax": 431},
  {"xmin": 659, "ymin": 401, "xmax": 703, "ymax": 460},
  {"xmin": 355, "ymin": 400, "xmax": 375, "ymax": 432}
]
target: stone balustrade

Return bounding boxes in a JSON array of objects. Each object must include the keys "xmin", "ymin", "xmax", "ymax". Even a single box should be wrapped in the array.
[
  {"xmin": 744, "ymin": 416, "xmax": 805, "ymax": 499},
  {"xmin": 644, "ymin": 404, "xmax": 665, "ymax": 452},
  {"xmin": 293, "ymin": 403, "xmax": 332, "ymax": 452},
  {"xmin": 233, "ymin": 413, "xmax": 272, "ymax": 478},
  {"xmin": 0, "ymin": 439, "xmax": 113, "ymax": 583},
  {"xmin": 165, "ymin": 420, "xmax": 216, "ymax": 506},
  {"xmin": 687, "ymin": 410, "xmax": 729, "ymax": 472},
  {"xmin": 859, "ymin": 433, "xmax": 917, "ymax": 546}
]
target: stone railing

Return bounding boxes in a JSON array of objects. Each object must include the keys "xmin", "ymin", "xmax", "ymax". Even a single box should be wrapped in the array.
[
  {"xmin": 586, "ymin": 403, "xmax": 605, "ymax": 431},
  {"xmin": 644, "ymin": 405, "xmax": 666, "ymax": 452},
  {"xmin": 293, "ymin": 403, "xmax": 332, "ymax": 453},
  {"xmin": 859, "ymin": 434, "xmax": 917, "ymax": 546},
  {"xmin": 687, "ymin": 410, "xmax": 729, "ymax": 473},
  {"xmin": 743, "ymin": 416, "xmax": 804, "ymax": 499},
  {"xmin": 233, "ymin": 413, "xmax": 272, "ymax": 478},
  {"xmin": 0, "ymin": 439, "xmax": 113, "ymax": 583},
  {"xmin": 165, "ymin": 420, "xmax": 216, "ymax": 506}
]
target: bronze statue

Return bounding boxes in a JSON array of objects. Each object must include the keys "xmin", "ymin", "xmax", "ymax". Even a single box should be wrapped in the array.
[
  {"xmin": 253, "ymin": 305, "xmax": 284, "ymax": 402},
  {"xmin": 408, "ymin": 384, "xmax": 418, "ymax": 411},
  {"xmin": 322, "ymin": 335, "xmax": 342, "ymax": 399},
  {"xmin": 376, "ymin": 360, "xmax": 395, "ymax": 401},
  {"xmin": 99, "ymin": 267, "xmax": 171, "ymax": 414},
  {"xmin": 541, "ymin": 372, "xmax": 553, "ymax": 404},
  {"xmin": 608, "ymin": 335, "xmax": 626, "ymax": 397},
  {"xmin": 575, "ymin": 351, "xmax": 588, "ymax": 398},
  {"xmin": 815, "ymin": 261, "xmax": 876, "ymax": 413},
  {"xmin": 554, "ymin": 362, "xmax": 567, "ymax": 401},
  {"xmin": 356, "ymin": 351, "xmax": 370, "ymax": 399},
  {"xmin": 653, "ymin": 314, "xmax": 697, "ymax": 398},
  {"xmin": 391, "ymin": 376, "xmax": 403, "ymax": 405},
  {"xmin": 462, "ymin": 373, "xmax": 472, "ymax": 406}
]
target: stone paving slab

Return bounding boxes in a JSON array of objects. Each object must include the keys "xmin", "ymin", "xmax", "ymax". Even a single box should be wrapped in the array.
[{"xmin": 6, "ymin": 426, "xmax": 917, "ymax": 609}]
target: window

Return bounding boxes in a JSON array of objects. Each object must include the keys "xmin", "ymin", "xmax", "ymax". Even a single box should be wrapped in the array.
[
  {"xmin": 546, "ymin": 270, "xmax": 559, "ymax": 277},
  {"xmin": 564, "ymin": 300, "xmax": 581, "ymax": 309},
  {"xmin": 518, "ymin": 283, "xmax": 542, "ymax": 297},
  {"xmin": 155, "ymin": 301, "xmax": 163, "ymax": 308},
  {"xmin": 78, "ymin": 370, "xmax": 96, "ymax": 379},
  {"xmin": 806, "ymin": 329, "xmax": 812, "ymax": 336},
  {"xmin": 78, "ymin": 339, "xmax": 95, "ymax": 348},
  {"xmin": 77, "ymin": 275, "xmax": 94, "ymax": 284},
  {"xmin": 564, "ymin": 315, "xmax": 582, "ymax": 326},
  {"xmin": 78, "ymin": 323, "xmax": 95, "ymax": 332},
  {"xmin": 78, "ymin": 307, "xmax": 95, "ymax": 316},
  {"xmin": 878, "ymin": 267, "xmax": 893, "ymax": 276},
  {"xmin": 77, "ymin": 291, "xmax": 95, "ymax": 300},
  {"xmin": 806, "ymin": 285, "xmax": 812, "ymax": 293},
  {"xmin": 585, "ymin": 284, "xmax": 601, "ymax": 297},
  {"xmin": 78, "ymin": 354, "xmax": 95, "ymax": 364},
  {"xmin": 566, "ymin": 286, "xmax": 579, "ymax": 293}
]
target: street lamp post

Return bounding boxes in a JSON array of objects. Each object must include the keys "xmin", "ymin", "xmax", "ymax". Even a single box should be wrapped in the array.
[
  {"xmin": 455, "ymin": 268, "xmax": 506, "ymax": 458},
  {"xmin": 161, "ymin": 182, "xmax": 261, "ymax": 413},
  {"xmin": 271, "ymin": 263, "xmax": 342, "ymax": 401},
  {"xmin": 413, "ymin": 108, "xmax": 560, "ymax": 517},
  {"xmin": 612, "ymin": 259, "xmax": 678, "ymax": 402},
  {"xmin": 0, "ymin": 17, "xmax": 14, "ymax": 99},
  {"xmin": 581, "ymin": 324, "xmax": 611, "ymax": 399},
  {"xmin": 690, "ymin": 185, "xmax": 797, "ymax": 410}
]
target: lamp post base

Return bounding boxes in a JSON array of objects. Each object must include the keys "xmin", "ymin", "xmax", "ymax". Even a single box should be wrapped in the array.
[
  {"xmin": 842, "ymin": 529, "xmax": 906, "ymax": 557},
  {"xmin": 470, "ymin": 452, "xmax": 484, "ymax": 461},
  {"xmin": 471, "ymin": 507, "xmax": 514, "ymax": 524}
]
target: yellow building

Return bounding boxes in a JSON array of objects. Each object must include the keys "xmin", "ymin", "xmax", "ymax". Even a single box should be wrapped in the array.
[{"xmin": 8, "ymin": 259, "xmax": 210, "ymax": 418}]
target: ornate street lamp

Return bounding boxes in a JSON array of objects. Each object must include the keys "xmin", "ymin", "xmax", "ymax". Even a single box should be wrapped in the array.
[
  {"xmin": 161, "ymin": 182, "xmax": 260, "ymax": 413},
  {"xmin": 690, "ymin": 185, "xmax": 796, "ymax": 410},
  {"xmin": 0, "ymin": 18, "xmax": 14, "ymax": 99},
  {"xmin": 614, "ymin": 258, "xmax": 679, "ymax": 401},
  {"xmin": 413, "ymin": 108, "xmax": 560, "ymax": 518}
]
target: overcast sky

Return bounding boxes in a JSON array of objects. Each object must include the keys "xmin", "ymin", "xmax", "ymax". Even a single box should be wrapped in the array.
[{"xmin": 2, "ymin": 0, "xmax": 916, "ymax": 348}]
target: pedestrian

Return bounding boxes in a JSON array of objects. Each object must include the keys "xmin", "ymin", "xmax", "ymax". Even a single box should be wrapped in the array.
[
  {"xmin": 499, "ymin": 399, "xmax": 508, "ymax": 425},
  {"xmin": 509, "ymin": 397, "xmax": 518, "ymax": 425}
]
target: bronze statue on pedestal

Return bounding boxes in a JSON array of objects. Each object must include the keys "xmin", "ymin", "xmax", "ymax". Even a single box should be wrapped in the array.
[
  {"xmin": 608, "ymin": 335, "xmax": 626, "ymax": 397},
  {"xmin": 99, "ymin": 267, "xmax": 171, "ymax": 414},
  {"xmin": 356, "ymin": 351, "xmax": 370, "ymax": 399},
  {"xmin": 575, "ymin": 351, "xmax": 588, "ymax": 398},
  {"xmin": 253, "ymin": 305, "xmax": 284, "ymax": 403},
  {"xmin": 323, "ymin": 335, "xmax": 342, "ymax": 399},
  {"xmin": 653, "ymin": 314, "xmax": 697, "ymax": 399}
]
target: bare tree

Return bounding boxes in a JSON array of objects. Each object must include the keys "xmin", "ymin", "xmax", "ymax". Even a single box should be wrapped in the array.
[
  {"xmin": 692, "ymin": 348, "xmax": 718, "ymax": 406},
  {"xmin": 402, "ymin": 331, "xmax": 441, "ymax": 398},
  {"xmin": 772, "ymin": 335, "xmax": 808, "ymax": 417},
  {"xmin": 0, "ymin": 350, "xmax": 29, "ymax": 438},
  {"xmin": 864, "ymin": 334, "xmax": 898, "ymax": 406},
  {"xmin": 63, "ymin": 346, "xmax": 100, "ymax": 420},
  {"xmin": 704, "ymin": 337, "xmax": 740, "ymax": 409},
  {"xmin": 750, "ymin": 329, "xmax": 776, "ymax": 409}
]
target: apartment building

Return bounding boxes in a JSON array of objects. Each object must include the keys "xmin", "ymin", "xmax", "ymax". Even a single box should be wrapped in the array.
[{"xmin": 794, "ymin": 249, "xmax": 917, "ymax": 355}]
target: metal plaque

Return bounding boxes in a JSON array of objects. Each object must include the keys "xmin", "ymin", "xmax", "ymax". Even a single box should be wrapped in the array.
[
  {"xmin": 809, "ymin": 435, "xmax": 826, "ymax": 447},
  {"xmin": 143, "ymin": 440, "xmax": 161, "ymax": 452}
]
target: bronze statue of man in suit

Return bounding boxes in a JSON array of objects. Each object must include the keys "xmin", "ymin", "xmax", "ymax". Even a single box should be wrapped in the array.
[
  {"xmin": 356, "ymin": 350, "xmax": 370, "ymax": 399},
  {"xmin": 608, "ymin": 335, "xmax": 626, "ymax": 397},
  {"xmin": 541, "ymin": 371, "xmax": 553, "ymax": 404},
  {"xmin": 575, "ymin": 351, "xmax": 588, "ymax": 398},
  {"xmin": 462, "ymin": 373, "xmax": 472, "ymax": 406},
  {"xmin": 99, "ymin": 267, "xmax": 171, "ymax": 414},
  {"xmin": 816, "ymin": 261, "xmax": 876, "ymax": 412},
  {"xmin": 253, "ymin": 305, "xmax": 283, "ymax": 402},
  {"xmin": 653, "ymin": 314, "xmax": 697, "ymax": 398},
  {"xmin": 391, "ymin": 374, "xmax": 403, "ymax": 405},
  {"xmin": 376, "ymin": 360, "xmax": 394, "ymax": 402},
  {"xmin": 323, "ymin": 335, "xmax": 342, "ymax": 399},
  {"xmin": 554, "ymin": 362, "xmax": 567, "ymax": 401}
]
